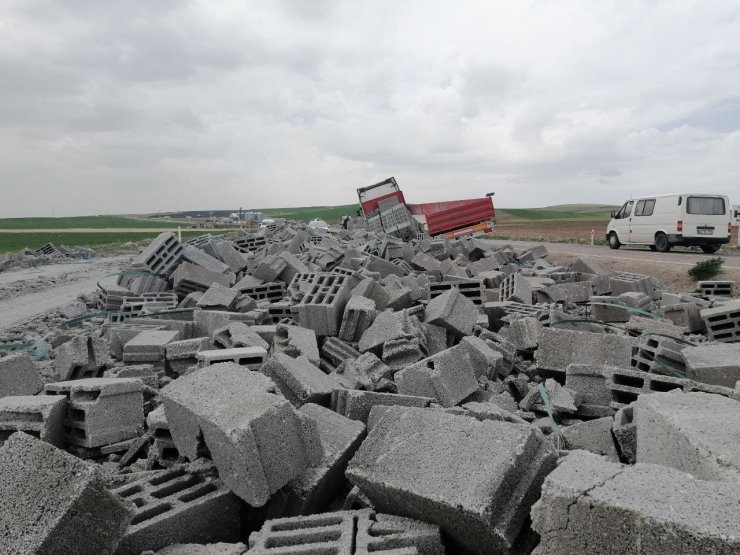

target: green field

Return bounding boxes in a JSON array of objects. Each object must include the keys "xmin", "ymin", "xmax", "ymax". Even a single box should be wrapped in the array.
[
  {"xmin": 497, "ymin": 204, "xmax": 618, "ymax": 220},
  {"xmin": 0, "ymin": 215, "xmax": 177, "ymax": 229},
  {"xmin": 261, "ymin": 204, "xmax": 359, "ymax": 223},
  {"xmin": 0, "ymin": 231, "xmax": 208, "ymax": 253}
]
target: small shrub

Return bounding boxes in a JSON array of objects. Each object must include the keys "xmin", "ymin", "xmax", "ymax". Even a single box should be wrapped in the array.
[{"xmin": 688, "ymin": 257, "xmax": 724, "ymax": 281}]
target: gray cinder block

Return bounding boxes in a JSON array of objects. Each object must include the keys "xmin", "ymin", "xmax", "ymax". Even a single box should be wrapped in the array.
[
  {"xmin": 196, "ymin": 347, "xmax": 267, "ymax": 370},
  {"xmin": 0, "ymin": 395, "xmax": 67, "ymax": 447},
  {"xmin": 44, "ymin": 378, "xmax": 145, "ymax": 448},
  {"xmin": 0, "ymin": 351, "xmax": 44, "ymax": 397},
  {"xmin": 395, "ymin": 345, "xmax": 479, "ymax": 407},
  {"xmin": 132, "ymin": 232, "xmax": 184, "ymax": 278},
  {"xmin": 273, "ymin": 323, "xmax": 321, "ymax": 366},
  {"xmin": 531, "ymin": 450, "xmax": 740, "ymax": 554},
  {"xmin": 331, "ymin": 389, "xmax": 433, "ymax": 423},
  {"xmin": 261, "ymin": 353, "xmax": 337, "ymax": 407},
  {"xmin": 0, "ymin": 432, "xmax": 132, "ymax": 554},
  {"xmin": 338, "ymin": 295, "xmax": 377, "ymax": 343},
  {"xmin": 54, "ymin": 335, "xmax": 110, "ymax": 381},
  {"xmin": 633, "ymin": 390, "xmax": 740, "ymax": 482},
  {"xmin": 683, "ymin": 343, "xmax": 740, "ymax": 388},
  {"xmin": 111, "ymin": 463, "xmax": 241, "ymax": 554},
  {"xmin": 346, "ymin": 406, "xmax": 556, "ymax": 553},
  {"xmin": 195, "ymin": 283, "xmax": 238, "ymax": 310},
  {"xmin": 537, "ymin": 328, "xmax": 637, "ymax": 375},
  {"xmin": 424, "ymin": 288, "xmax": 477, "ymax": 337},
  {"xmin": 160, "ymin": 364, "xmax": 321, "ymax": 506},
  {"xmin": 123, "ymin": 330, "xmax": 181, "ymax": 365}
]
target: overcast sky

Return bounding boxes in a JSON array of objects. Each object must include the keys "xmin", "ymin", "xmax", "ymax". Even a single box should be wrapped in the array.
[{"xmin": 1, "ymin": 0, "xmax": 739, "ymax": 217}]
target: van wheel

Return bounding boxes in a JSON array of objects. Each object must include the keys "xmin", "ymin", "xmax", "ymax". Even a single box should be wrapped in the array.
[
  {"xmin": 701, "ymin": 244, "xmax": 720, "ymax": 254},
  {"xmin": 649, "ymin": 245, "xmax": 657, "ymax": 251},
  {"xmin": 607, "ymin": 232, "xmax": 620, "ymax": 249},
  {"xmin": 654, "ymin": 233, "xmax": 671, "ymax": 252}
]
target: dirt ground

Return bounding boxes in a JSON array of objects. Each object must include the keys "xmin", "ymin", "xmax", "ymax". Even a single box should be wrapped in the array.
[{"xmin": 491, "ymin": 219, "xmax": 609, "ymax": 244}]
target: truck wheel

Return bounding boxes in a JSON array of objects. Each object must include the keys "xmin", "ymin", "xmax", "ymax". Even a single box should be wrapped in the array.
[
  {"xmin": 701, "ymin": 244, "xmax": 720, "ymax": 254},
  {"xmin": 607, "ymin": 232, "xmax": 621, "ymax": 249},
  {"xmin": 654, "ymin": 233, "xmax": 671, "ymax": 253}
]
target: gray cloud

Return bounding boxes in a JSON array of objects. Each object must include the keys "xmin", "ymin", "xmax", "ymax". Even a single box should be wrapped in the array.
[{"xmin": 0, "ymin": 0, "xmax": 739, "ymax": 217}]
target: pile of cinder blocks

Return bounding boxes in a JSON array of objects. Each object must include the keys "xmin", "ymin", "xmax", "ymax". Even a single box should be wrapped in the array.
[{"xmin": 0, "ymin": 224, "xmax": 738, "ymax": 554}]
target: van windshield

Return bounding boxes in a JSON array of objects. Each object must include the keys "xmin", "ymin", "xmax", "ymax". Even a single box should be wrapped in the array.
[{"xmin": 686, "ymin": 197, "xmax": 725, "ymax": 215}]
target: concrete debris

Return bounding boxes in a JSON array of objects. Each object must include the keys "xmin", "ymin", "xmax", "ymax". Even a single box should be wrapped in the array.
[{"xmin": 0, "ymin": 223, "xmax": 738, "ymax": 553}]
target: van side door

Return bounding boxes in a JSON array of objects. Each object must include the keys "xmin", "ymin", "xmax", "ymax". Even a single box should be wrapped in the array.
[
  {"xmin": 611, "ymin": 201, "xmax": 633, "ymax": 243},
  {"xmin": 630, "ymin": 198, "xmax": 656, "ymax": 243}
]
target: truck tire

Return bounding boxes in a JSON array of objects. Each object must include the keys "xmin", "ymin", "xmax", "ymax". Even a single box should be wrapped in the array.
[
  {"xmin": 607, "ymin": 232, "xmax": 621, "ymax": 250},
  {"xmin": 654, "ymin": 232, "xmax": 671, "ymax": 253},
  {"xmin": 701, "ymin": 244, "xmax": 720, "ymax": 254}
]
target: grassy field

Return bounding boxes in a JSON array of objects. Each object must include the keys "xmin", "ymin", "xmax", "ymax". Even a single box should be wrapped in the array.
[
  {"xmin": 261, "ymin": 204, "xmax": 359, "ymax": 223},
  {"xmin": 0, "ymin": 230, "xmax": 211, "ymax": 253},
  {"xmin": 497, "ymin": 204, "xmax": 617, "ymax": 221},
  {"xmin": 0, "ymin": 215, "xmax": 177, "ymax": 229}
]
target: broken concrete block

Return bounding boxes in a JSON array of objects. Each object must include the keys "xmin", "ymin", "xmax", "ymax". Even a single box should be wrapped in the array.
[
  {"xmin": 338, "ymin": 295, "xmax": 377, "ymax": 343},
  {"xmin": 395, "ymin": 344, "xmax": 479, "ymax": 407},
  {"xmin": 295, "ymin": 273, "xmax": 353, "ymax": 336},
  {"xmin": 268, "ymin": 403, "xmax": 365, "ymax": 516},
  {"xmin": 45, "ymin": 377, "xmax": 144, "ymax": 448},
  {"xmin": 683, "ymin": 343, "xmax": 740, "ymax": 388},
  {"xmin": 212, "ymin": 322, "xmax": 269, "ymax": 350},
  {"xmin": 173, "ymin": 262, "xmax": 232, "ymax": 297},
  {"xmin": 612, "ymin": 405, "xmax": 636, "ymax": 463},
  {"xmin": 331, "ymin": 389, "xmax": 433, "ymax": 423},
  {"xmin": 564, "ymin": 363, "xmax": 614, "ymax": 417},
  {"xmin": 531, "ymin": 450, "xmax": 740, "ymax": 554},
  {"xmin": 352, "ymin": 277, "xmax": 390, "ymax": 310},
  {"xmin": 160, "ymin": 364, "xmax": 320, "ymax": 506},
  {"xmin": 165, "ymin": 337, "xmax": 212, "ymax": 375},
  {"xmin": 104, "ymin": 364, "xmax": 159, "ymax": 389},
  {"xmin": 144, "ymin": 543, "xmax": 247, "ymax": 555},
  {"xmin": 537, "ymin": 328, "xmax": 637, "ymax": 375},
  {"xmin": 700, "ymin": 300, "xmax": 740, "ymax": 342},
  {"xmin": 696, "ymin": 280, "xmax": 735, "ymax": 297},
  {"xmin": 0, "ymin": 394, "xmax": 67, "ymax": 447},
  {"xmin": 252, "ymin": 254, "xmax": 288, "ymax": 282},
  {"xmin": 0, "ymin": 432, "xmax": 132, "ymax": 554},
  {"xmin": 193, "ymin": 310, "xmax": 252, "ymax": 338},
  {"xmin": 633, "ymin": 390, "xmax": 740, "ymax": 481},
  {"xmin": 54, "ymin": 335, "xmax": 109, "ymax": 381},
  {"xmin": 0, "ymin": 351, "xmax": 43, "ymax": 397},
  {"xmin": 273, "ymin": 323, "xmax": 321, "ymax": 367},
  {"xmin": 659, "ymin": 302, "xmax": 704, "ymax": 333},
  {"xmin": 123, "ymin": 329, "xmax": 181, "ymax": 365},
  {"xmin": 499, "ymin": 273, "xmax": 532, "ymax": 304},
  {"xmin": 358, "ymin": 310, "xmax": 424, "ymax": 354},
  {"xmin": 112, "ymin": 463, "xmax": 241, "ymax": 554},
  {"xmin": 334, "ymin": 352, "xmax": 393, "ymax": 391},
  {"xmin": 261, "ymin": 353, "xmax": 337, "ymax": 407},
  {"xmin": 182, "ymin": 245, "xmax": 231, "ymax": 276},
  {"xmin": 609, "ymin": 271, "xmax": 654, "ymax": 296},
  {"xmin": 347, "ymin": 407, "xmax": 556, "ymax": 553},
  {"xmin": 424, "ymin": 287, "xmax": 477, "ymax": 337}
]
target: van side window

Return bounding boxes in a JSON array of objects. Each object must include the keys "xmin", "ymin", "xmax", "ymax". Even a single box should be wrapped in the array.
[
  {"xmin": 634, "ymin": 200, "xmax": 645, "ymax": 216},
  {"xmin": 687, "ymin": 196, "xmax": 725, "ymax": 215},
  {"xmin": 641, "ymin": 199, "xmax": 655, "ymax": 216}
]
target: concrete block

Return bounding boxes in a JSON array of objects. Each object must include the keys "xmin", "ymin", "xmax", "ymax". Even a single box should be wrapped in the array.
[
  {"xmin": 249, "ymin": 509, "xmax": 443, "ymax": 555},
  {"xmin": 277, "ymin": 251, "xmax": 312, "ymax": 284},
  {"xmin": 428, "ymin": 278, "xmax": 486, "ymax": 306},
  {"xmin": 146, "ymin": 405, "xmax": 183, "ymax": 467},
  {"xmin": 424, "ymin": 287, "xmax": 477, "ymax": 337},
  {"xmin": 561, "ymin": 417, "xmax": 620, "ymax": 461},
  {"xmin": 572, "ymin": 257, "xmax": 606, "ymax": 275},
  {"xmin": 253, "ymin": 254, "xmax": 288, "ymax": 282},
  {"xmin": 499, "ymin": 316, "xmax": 541, "ymax": 352},
  {"xmin": 630, "ymin": 334, "xmax": 687, "ymax": 376},
  {"xmin": 696, "ymin": 280, "xmax": 735, "ymax": 297},
  {"xmin": 537, "ymin": 328, "xmax": 637, "ymax": 375},
  {"xmin": 172, "ymin": 262, "xmax": 232, "ymax": 297},
  {"xmin": 0, "ymin": 352, "xmax": 43, "ymax": 397},
  {"xmin": 0, "ymin": 395, "xmax": 67, "ymax": 447},
  {"xmin": 196, "ymin": 346, "xmax": 268, "ymax": 370},
  {"xmin": 165, "ymin": 337, "xmax": 212, "ymax": 375},
  {"xmin": 458, "ymin": 335, "xmax": 504, "ymax": 379},
  {"xmin": 160, "ymin": 364, "xmax": 320, "ymax": 506},
  {"xmin": 193, "ymin": 310, "xmax": 252, "ymax": 338},
  {"xmin": 395, "ymin": 344, "xmax": 479, "ymax": 407},
  {"xmin": 321, "ymin": 337, "xmax": 362, "ymax": 370},
  {"xmin": 212, "ymin": 322, "xmax": 269, "ymax": 350},
  {"xmin": 132, "ymin": 232, "xmax": 184, "ymax": 278},
  {"xmin": 182, "ymin": 245, "xmax": 231, "ymax": 275},
  {"xmin": 346, "ymin": 407, "xmax": 556, "ymax": 553},
  {"xmin": 334, "ymin": 352, "xmax": 393, "ymax": 391},
  {"xmin": 212, "ymin": 240, "xmax": 249, "ymax": 273},
  {"xmin": 261, "ymin": 353, "xmax": 337, "ymax": 407},
  {"xmin": 589, "ymin": 296, "xmax": 631, "ymax": 322},
  {"xmin": 338, "ymin": 295, "xmax": 377, "ymax": 343},
  {"xmin": 273, "ymin": 323, "xmax": 321, "ymax": 366},
  {"xmin": 123, "ymin": 330, "xmax": 181, "ymax": 364},
  {"xmin": 295, "ymin": 273, "xmax": 353, "ymax": 337},
  {"xmin": 104, "ymin": 364, "xmax": 160, "ymax": 389},
  {"xmin": 45, "ymin": 378, "xmax": 144, "ymax": 448},
  {"xmin": 144, "ymin": 543, "xmax": 247, "ymax": 555},
  {"xmin": 195, "ymin": 283, "xmax": 238, "ymax": 310},
  {"xmin": 268, "ymin": 403, "xmax": 365, "ymax": 516},
  {"xmin": 0, "ymin": 432, "xmax": 132, "ymax": 554},
  {"xmin": 331, "ymin": 389, "xmax": 433, "ymax": 422},
  {"xmin": 683, "ymin": 343, "xmax": 740, "ymax": 388},
  {"xmin": 531, "ymin": 450, "xmax": 740, "ymax": 554},
  {"xmin": 112, "ymin": 464, "xmax": 241, "ymax": 554},
  {"xmin": 701, "ymin": 300, "xmax": 740, "ymax": 342},
  {"xmin": 358, "ymin": 310, "xmax": 424, "ymax": 353},
  {"xmin": 54, "ymin": 335, "xmax": 110, "ymax": 381},
  {"xmin": 564, "ymin": 363, "xmax": 613, "ymax": 408},
  {"xmin": 659, "ymin": 302, "xmax": 705, "ymax": 333},
  {"xmin": 633, "ymin": 390, "xmax": 740, "ymax": 481},
  {"xmin": 609, "ymin": 271, "xmax": 654, "ymax": 296},
  {"xmin": 499, "ymin": 273, "xmax": 532, "ymax": 304},
  {"xmin": 352, "ymin": 277, "xmax": 390, "ymax": 311},
  {"xmin": 612, "ymin": 405, "xmax": 636, "ymax": 463}
]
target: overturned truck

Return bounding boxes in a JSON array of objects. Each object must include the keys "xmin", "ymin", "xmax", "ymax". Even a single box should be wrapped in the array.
[{"xmin": 358, "ymin": 177, "xmax": 496, "ymax": 240}]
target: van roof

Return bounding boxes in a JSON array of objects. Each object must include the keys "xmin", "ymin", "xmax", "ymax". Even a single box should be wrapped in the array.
[{"xmin": 625, "ymin": 193, "xmax": 728, "ymax": 201}]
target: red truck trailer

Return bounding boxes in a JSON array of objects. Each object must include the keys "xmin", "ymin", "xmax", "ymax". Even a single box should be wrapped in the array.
[{"xmin": 357, "ymin": 177, "xmax": 496, "ymax": 239}]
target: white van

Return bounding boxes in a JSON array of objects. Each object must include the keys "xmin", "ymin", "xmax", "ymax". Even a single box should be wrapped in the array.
[{"xmin": 606, "ymin": 193, "xmax": 731, "ymax": 253}]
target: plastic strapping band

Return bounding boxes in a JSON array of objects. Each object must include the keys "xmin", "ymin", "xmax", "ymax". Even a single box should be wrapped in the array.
[{"xmin": 537, "ymin": 383, "xmax": 563, "ymax": 449}]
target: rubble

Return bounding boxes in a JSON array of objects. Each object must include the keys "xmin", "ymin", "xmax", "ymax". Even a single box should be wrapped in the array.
[{"xmin": 0, "ymin": 224, "xmax": 738, "ymax": 553}]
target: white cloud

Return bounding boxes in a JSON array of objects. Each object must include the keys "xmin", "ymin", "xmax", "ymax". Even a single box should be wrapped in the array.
[{"xmin": 0, "ymin": 0, "xmax": 739, "ymax": 216}]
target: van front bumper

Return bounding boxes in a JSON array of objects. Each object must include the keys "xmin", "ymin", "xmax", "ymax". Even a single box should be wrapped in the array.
[{"xmin": 667, "ymin": 234, "xmax": 730, "ymax": 246}]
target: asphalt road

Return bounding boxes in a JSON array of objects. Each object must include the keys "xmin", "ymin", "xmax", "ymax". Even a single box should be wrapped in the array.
[{"xmin": 483, "ymin": 239, "xmax": 740, "ymax": 271}]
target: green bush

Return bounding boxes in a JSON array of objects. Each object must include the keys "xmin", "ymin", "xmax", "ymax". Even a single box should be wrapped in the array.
[{"xmin": 687, "ymin": 257, "xmax": 724, "ymax": 281}]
